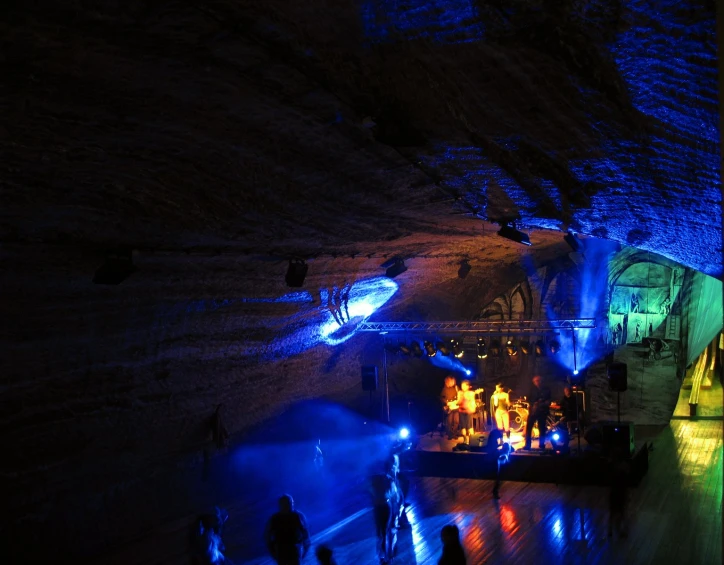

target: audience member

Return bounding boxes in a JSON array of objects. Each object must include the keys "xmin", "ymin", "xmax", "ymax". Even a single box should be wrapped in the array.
[
  {"xmin": 438, "ymin": 524, "xmax": 466, "ymax": 565},
  {"xmin": 315, "ymin": 544, "xmax": 338, "ymax": 565},
  {"xmin": 370, "ymin": 455, "xmax": 403, "ymax": 564},
  {"xmin": 264, "ymin": 494, "xmax": 311, "ymax": 565}
]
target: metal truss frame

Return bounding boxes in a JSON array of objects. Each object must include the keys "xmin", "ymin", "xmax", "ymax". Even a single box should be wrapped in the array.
[{"xmin": 357, "ymin": 319, "xmax": 596, "ymax": 333}]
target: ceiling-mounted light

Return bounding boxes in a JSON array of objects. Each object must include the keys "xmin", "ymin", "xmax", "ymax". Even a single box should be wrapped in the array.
[
  {"xmin": 489, "ymin": 340, "xmax": 501, "ymax": 356},
  {"xmin": 411, "ymin": 341, "xmax": 423, "ymax": 357},
  {"xmin": 520, "ymin": 341, "xmax": 531, "ymax": 355},
  {"xmin": 535, "ymin": 339, "xmax": 546, "ymax": 356},
  {"xmin": 285, "ymin": 258, "xmax": 308, "ymax": 287},
  {"xmin": 458, "ymin": 260, "xmax": 472, "ymax": 279},
  {"xmin": 382, "ymin": 257, "xmax": 407, "ymax": 278},
  {"xmin": 477, "ymin": 337, "xmax": 488, "ymax": 359},
  {"xmin": 549, "ymin": 340, "xmax": 561, "ymax": 354},
  {"xmin": 497, "ymin": 222, "xmax": 532, "ymax": 246},
  {"xmin": 437, "ymin": 341, "xmax": 451, "ymax": 356},
  {"xmin": 505, "ymin": 339, "xmax": 518, "ymax": 356},
  {"xmin": 399, "ymin": 342, "xmax": 411, "ymax": 356},
  {"xmin": 424, "ymin": 340, "xmax": 436, "ymax": 357},
  {"xmin": 451, "ymin": 338, "xmax": 464, "ymax": 358}
]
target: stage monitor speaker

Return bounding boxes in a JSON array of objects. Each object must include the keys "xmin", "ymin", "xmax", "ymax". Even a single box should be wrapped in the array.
[
  {"xmin": 602, "ymin": 421, "xmax": 635, "ymax": 457},
  {"xmin": 361, "ymin": 365, "xmax": 378, "ymax": 391},
  {"xmin": 608, "ymin": 362, "xmax": 628, "ymax": 392}
]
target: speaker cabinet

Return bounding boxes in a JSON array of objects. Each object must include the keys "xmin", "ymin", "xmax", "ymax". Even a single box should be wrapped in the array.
[
  {"xmin": 361, "ymin": 365, "xmax": 378, "ymax": 391},
  {"xmin": 608, "ymin": 362, "xmax": 628, "ymax": 392},
  {"xmin": 602, "ymin": 421, "xmax": 635, "ymax": 457}
]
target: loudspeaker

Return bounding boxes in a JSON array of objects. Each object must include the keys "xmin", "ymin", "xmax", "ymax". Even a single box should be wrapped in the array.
[
  {"xmin": 608, "ymin": 362, "xmax": 628, "ymax": 392},
  {"xmin": 361, "ymin": 365, "xmax": 378, "ymax": 391},
  {"xmin": 602, "ymin": 421, "xmax": 635, "ymax": 457}
]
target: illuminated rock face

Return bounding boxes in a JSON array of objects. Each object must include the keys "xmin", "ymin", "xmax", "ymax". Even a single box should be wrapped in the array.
[{"xmin": 1, "ymin": 0, "xmax": 719, "ymax": 561}]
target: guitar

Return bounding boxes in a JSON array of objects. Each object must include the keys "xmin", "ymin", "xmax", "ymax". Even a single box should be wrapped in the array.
[{"xmin": 444, "ymin": 389, "xmax": 483, "ymax": 412}]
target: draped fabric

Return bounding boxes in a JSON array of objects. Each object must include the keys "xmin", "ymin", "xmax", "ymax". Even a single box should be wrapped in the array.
[{"xmin": 686, "ymin": 272, "xmax": 723, "ymax": 366}]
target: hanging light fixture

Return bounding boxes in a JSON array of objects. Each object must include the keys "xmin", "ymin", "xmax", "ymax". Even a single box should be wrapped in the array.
[
  {"xmin": 477, "ymin": 337, "xmax": 488, "ymax": 359},
  {"xmin": 424, "ymin": 340, "xmax": 436, "ymax": 357},
  {"xmin": 437, "ymin": 340, "xmax": 451, "ymax": 356},
  {"xmin": 505, "ymin": 339, "xmax": 518, "ymax": 356},
  {"xmin": 411, "ymin": 341, "xmax": 423, "ymax": 357},
  {"xmin": 451, "ymin": 338, "xmax": 464, "ymax": 358}
]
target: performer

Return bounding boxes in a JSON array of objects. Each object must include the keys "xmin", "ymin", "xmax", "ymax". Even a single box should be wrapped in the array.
[
  {"xmin": 440, "ymin": 376, "xmax": 460, "ymax": 439},
  {"xmin": 457, "ymin": 380, "xmax": 476, "ymax": 445},
  {"xmin": 369, "ymin": 455, "xmax": 403, "ymax": 565},
  {"xmin": 490, "ymin": 383, "xmax": 511, "ymax": 441},
  {"xmin": 558, "ymin": 386, "xmax": 578, "ymax": 434},
  {"xmin": 524, "ymin": 375, "xmax": 551, "ymax": 450}
]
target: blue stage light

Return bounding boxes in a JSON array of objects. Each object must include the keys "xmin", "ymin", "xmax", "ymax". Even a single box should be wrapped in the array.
[
  {"xmin": 464, "ymin": 369, "xmax": 472, "ymax": 376},
  {"xmin": 573, "ymin": 369, "xmax": 579, "ymax": 375},
  {"xmin": 552, "ymin": 433, "xmax": 560, "ymax": 441},
  {"xmin": 399, "ymin": 427, "xmax": 410, "ymax": 440}
]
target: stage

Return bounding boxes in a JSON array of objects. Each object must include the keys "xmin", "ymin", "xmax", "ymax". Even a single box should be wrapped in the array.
[{"xmin": 400, "ymin": 429, "xmax": 650, "ymax": 487}]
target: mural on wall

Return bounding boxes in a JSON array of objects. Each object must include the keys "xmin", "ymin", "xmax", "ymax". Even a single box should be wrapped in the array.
[{"xmin": 476, "ymin": 245, "xmax": 690, "ymax": 425}]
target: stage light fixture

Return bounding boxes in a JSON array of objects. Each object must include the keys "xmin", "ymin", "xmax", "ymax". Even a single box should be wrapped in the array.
[
  {"xmin": 464, "ymin": 368, "xmax": 472, "ymax": 376},
  {"xmin": 398, "ymin": 342, "xmax": 411, "ymax": 356},
  {"xmin": 477, "ymin": 338, "xmax": 488, "ymax": 359},
  {"xmin": 505, "ymin": 339, "xmax": 518, "ymax": 356},
  {"xmin": 548, "ymin": 425, "xmax": 570, "ymax": 454},
  {"xmin": 549, "ymin": 340, "xmax": 561, "ymax": 354},
  {"xmin": 489, "ymin": 340, "xmax": 501, "ymax": 356},
  {"xmin": 399, "ymin": 427, "xmax": 410, "ymax": 440},
  {"xmin": 458, "ymin": 260, "xmax": 471, "ymax": 279},
  {"xmin": 535, "ymin": 339, "xmax": 547, "ymax": 356},
  {"xmin": 451, "ymin": 338, "xmax": 464, "ymax": 358},
  {"xmin": 93, "ymin": 249, "xmax": 136, "ymax": 285},
  {"xmin": 383, "ymin": 257, "xmax": 407, "ymax": 278},
  {"xmin": 411, "ymin": 341, "xmax": 423, "ymax": 357},
  {"xmin": 497, "ymin": 222, "xmax": 532, "ymax": 246},
  {"xmin": 285, "ymin": 259, "xmax": 308, "ymax": 287},
  {"xmin": 564, "ymin": 231, "xmax": 583, "ymax": 252},
  {"xmin": 437, "ymin": 341, "xmax": 451, "ymax": 356},
  {"xmin": 424, "ymin": 340, "xmax": 436, "ymax": 357},
  {"xmin": 520, "ymin": 341, "xmax": 531, "ymax": 355}
]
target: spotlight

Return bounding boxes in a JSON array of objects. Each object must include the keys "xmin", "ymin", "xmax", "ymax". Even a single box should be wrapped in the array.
[
  {"xmin": 383, "ymin": 257, "xmax": 407, "ymax": 278},
  {"xmin": 520, "ymin": 341, "xmax": 531, "ymax": 355},
  {"xmin": 411, "ymin": 341, "xmax": 423, "ymax": 357},
  {"xmin": 497, "ymin": 222, "xmax": 531, "ymax": 246},
  {"xmin": 464, "ymin": 369, "xmax": 472, "ymax": 376},
  {"xmin": 548, "ymin": 425, "xmax": 570, "ymax": 454},
  {"xmin": 573, "ymin": 369, "xmax": 579, "ymax": 376},
  {"xmin": 477, "ymin": 338, "xmax": 488, "ymax": 359},
  {"xmin": 549, "ymin": 340, "xmax": 561, "ymax": 354},
  {"xmin": 398, "ymin": 343, "xmax": 411, "ymax": 356},
  {"xmin": 93, "ymin": 249, "xmax": 136, "ymax": 285},
  {"xmin": 564, "ymin": 231, "xmax": 583, "ymax": 252},
  {"xmin": 505, "ymin": 339, "xmax": 518, "ymax": 356},
  {"xmin": 535, "ymin": 340, "xmax": 547, "ymax": 356},
  {"xmin": 489, "ymin": 340, "xmax": 501, "ymax": 356},
  {"xmin": 437, "ymin": 341, "xmax": 451, "ymax": 356},
  {"xmin": 424, "ymin": 340, "xmax": 436, "ymax": 357},
  {"xmin": 285, "ymin": 259, "xmax": 308, "ymax": 287},
  {"xmin": 399, "ymin": 427, "xmax": 410, "ymax": 440},
  {"xmin": 451, "ymin": 339, "xmax": 464, "ymax": 358},
  {"xmin": 458, "ymin": 260, "xmax": 471, "ymax": 279}
]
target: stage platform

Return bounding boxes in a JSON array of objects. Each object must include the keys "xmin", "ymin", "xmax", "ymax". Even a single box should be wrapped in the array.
[{"xmin": 401, "ymin": 430, "xmax": 650, "ymax": 487}]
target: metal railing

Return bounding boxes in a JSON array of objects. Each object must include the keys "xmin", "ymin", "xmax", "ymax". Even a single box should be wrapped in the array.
[{"xmin": 357, "ymin": 318, "xmax": 596, "ymax": 333}]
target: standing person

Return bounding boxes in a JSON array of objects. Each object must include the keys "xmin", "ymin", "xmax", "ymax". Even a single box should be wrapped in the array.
[
  {"xmin": 370, "ymin": 455, "xmax": 403, "ymax": 565},
  {"xmin": 487, "ymin": 429, "xmax": 514, "ymax": 499},
  {"xmin": 264, "ymin": 494, "xmax": 311, "ymax": 565},
  {"xmin": 491, "ymin": 383, "xmax": 511, "ymax": 441},
  {"xmin": 440, "ymin": 376, "xmax": 460, "ymax": 439},
  {"xmin": 438, "ymin": 524, "xmax": 466, "ymax": 565},
  {"xmin": 457, "ymin": 380, "xmax": 476, "ymax": 445},
  {"xmin": 559, "ymin": 386, "xmax": 578, "ymax": 434},
  {"xmin": 524, "ymin": 375, "xmax": 551, "ymax": 450}
]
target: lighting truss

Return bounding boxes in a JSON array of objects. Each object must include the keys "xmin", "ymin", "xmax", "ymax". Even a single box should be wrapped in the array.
[{"xmin": 358, "ymin": 319, "xmax": 596, "ymax": 333}]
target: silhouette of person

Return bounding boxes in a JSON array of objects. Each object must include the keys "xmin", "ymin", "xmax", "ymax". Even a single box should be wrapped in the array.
[
  {"xmin": 635, "ymin": 321, "xmax": 641, "ymax": 342},
  {"xmin": 264, "ymin": 494, "xmax": 311, "ymax": 565},
  {"xmin": 488, "ymin": 428, "xmax": 514, "ymax": 499},
  {"xmin": 438, "ymin": 524, "xmax": 467, "ymax": 565},
  {"xmin": 315, "ymin": 545, "xmax": 338, "ymax": 565},
  {"xmin": 630, "ymin": 293, "xmax": 639, "ymax": 313},
  {"xmin": 370, "ymin": 455, "xmax": 403, "ymax": 564}
]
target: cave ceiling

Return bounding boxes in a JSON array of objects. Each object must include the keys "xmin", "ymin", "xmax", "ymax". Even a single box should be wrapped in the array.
[{"xmin": 1, "ymin": 0, "xmax": 721, "ymax": 277}]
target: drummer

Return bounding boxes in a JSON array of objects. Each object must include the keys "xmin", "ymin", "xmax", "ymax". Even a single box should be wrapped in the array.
[{"xmin": 491, "ymin": 383, "xmax": 511, "ymax": 442}]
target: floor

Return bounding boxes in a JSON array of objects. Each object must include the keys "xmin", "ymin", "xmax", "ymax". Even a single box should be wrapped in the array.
[{"xmin": 240, "ymin": 418, "xmax": 722, "ymax": 565}]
